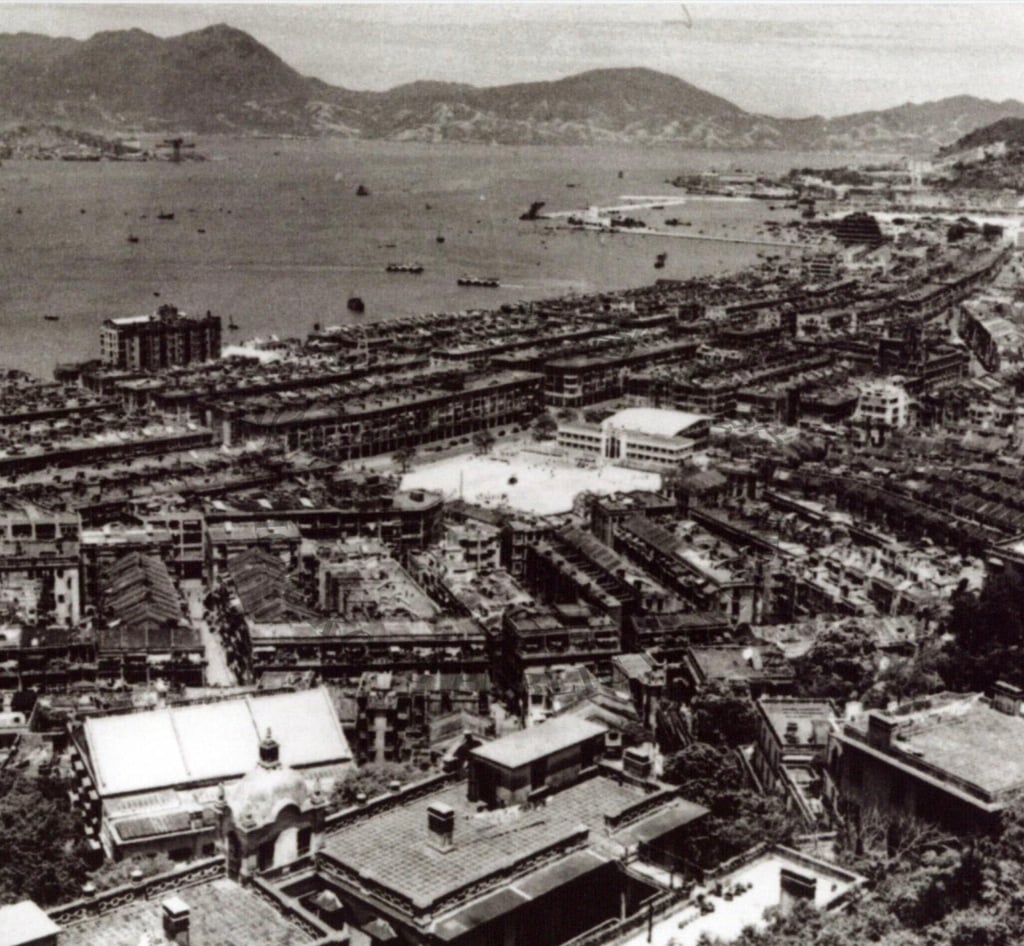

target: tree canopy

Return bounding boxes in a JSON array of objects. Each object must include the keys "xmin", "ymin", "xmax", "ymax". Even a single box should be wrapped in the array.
[{"xmin": 0, "ymin": 771, "xmax": 92, "ymax": 906}]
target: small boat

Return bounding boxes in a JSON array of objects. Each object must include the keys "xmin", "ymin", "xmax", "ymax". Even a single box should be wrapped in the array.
[
  {"xmin": 43, "ymin": 315, "xmax": 60, "ymax": 322},
  {"xmin": 157, "ymin": 211, "xmax": 175, "ymax": 220},
  {"xmin": 127, "ymin": 234, "xmax": 139, "ymax": 244},
  {"xmin": 436, "ymin": 235, "xmax": 445, "ymax": 244},
  {"xmin": 347, "ymin": 296, "xmax": 365, "ymax": 313},
  {"xmin": 356, "ymin": 185, "xmax": 370, "ymax": 197},
  {"xmin": 654, "ymin": 253, "xmax": 667, "ymax": 270},
  {"xmin": 386, "ymin": 263, "xmax": 424, "ymax": 274},
  {"xmin": 457, "ymin": 276, "xmax": 500, "ymax": 288}
]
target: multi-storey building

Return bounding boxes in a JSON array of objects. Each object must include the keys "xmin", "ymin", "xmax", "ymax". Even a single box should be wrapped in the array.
[{"xmin": 100, "ymin": 305, "xmax": 221, "ymax": 371}]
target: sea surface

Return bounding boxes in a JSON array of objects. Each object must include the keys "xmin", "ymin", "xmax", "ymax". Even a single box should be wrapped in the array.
[{"xmin": 0, "ymin": 138, "xmax": 895, "ymax": 377}]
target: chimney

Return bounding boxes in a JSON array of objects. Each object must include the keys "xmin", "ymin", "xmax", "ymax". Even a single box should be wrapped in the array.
[
  {"xmin": 427, "ymin": 802, "xmax": 455, "ymax": 852},
  {"xmin": 162, "ymin": 896, "xmax": 191, "ymax": 946},
  {"xmin": 622, "ymin": 746, "xmax": 653, "ymax": 781},
  {"xmin": 992, "ymin": 681, "xmax": 1023, "ymax": 717},
  {"xmin": 867, "ymin": 712, "xmax": 898, "ymax": 749}
]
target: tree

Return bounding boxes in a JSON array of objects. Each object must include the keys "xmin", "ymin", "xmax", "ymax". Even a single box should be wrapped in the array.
[
  {"xmin": 471, "ymin": 430, "xmax": 496, "ymax": 455},
  {"xmin": 531, "ymin": 413, "xmax": 557, "ymax": 441},
  {"xmin": 393, "ymin": 444, "xmax": 417, "ymax": 474},
  {"xmin": 661, "ymin": 742, "xmax": 800, "ymax": 870},
  {"xmin": 689, "ymin": 684, "xmax": 757, "ymax": 747},
  {"xmin": 333, "ymin": 761, "xmax": 425, "ymax": 807},
  {"xmin": 0, "ymin": 771, "xmax": 92, "ymax": 906}
]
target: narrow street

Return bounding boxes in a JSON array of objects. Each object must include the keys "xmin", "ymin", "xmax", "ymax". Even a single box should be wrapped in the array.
[{"xmin": 184, "ymin": 582, "xmax": 236, "ymax": 687}]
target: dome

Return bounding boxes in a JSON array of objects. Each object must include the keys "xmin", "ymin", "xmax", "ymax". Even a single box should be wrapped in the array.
[{"xmin": 227, "ymin": 729, "xmax": 312, "ymax": 830}]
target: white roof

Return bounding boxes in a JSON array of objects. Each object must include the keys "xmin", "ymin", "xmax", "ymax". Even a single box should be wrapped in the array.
[
  {"xmin": 83, "ymin": 687, "xmax": 351, "ymax": 797},
  {"xmin": 0, "ymin": 901, "xmax": 62, "ymax": 946},
  {"xmin": 471, "ymin": 716, "xmax": 607, "ymax": 770},
  {"xmin": 108, "ymin": 314, "xmax": 155, "ymax": 325},
  {"xmin": 604, "ymin": 408, "xmax": 710, "ymax": 439}
]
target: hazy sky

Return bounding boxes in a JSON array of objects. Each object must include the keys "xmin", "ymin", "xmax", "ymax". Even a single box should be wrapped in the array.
[{"xmin": 2, "ymin": 3, "xmax": 1023, "ymax": 117}]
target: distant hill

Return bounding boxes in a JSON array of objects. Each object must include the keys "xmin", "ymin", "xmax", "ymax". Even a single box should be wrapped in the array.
[
  {"xmin": 934, "ymin": 117, "xmax": 1024, "ymax": 193},
  {"xmin": 1, "ymin": 24, "xmax": 1022, "ymax": 151},
  {"xmin": 941, "ymin": 116, "xmax": 1024, "ymax": 154}
]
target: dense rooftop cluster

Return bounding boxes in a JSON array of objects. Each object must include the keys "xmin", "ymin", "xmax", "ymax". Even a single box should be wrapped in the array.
[{"xmin": 4, "ymin": 177, "xmax": 1024, "ymax": 946}]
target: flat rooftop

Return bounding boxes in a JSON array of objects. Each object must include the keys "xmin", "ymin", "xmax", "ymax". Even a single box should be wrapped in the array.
[
  {"xmin": 845, "ymin": 695, "xmax": 1024, "ymax": 800},
  {"xmin": 0, "ymin": 901, "xmax": 61, "ymax": 946},
  {"xmin": 471, "ymin": 717, "xmax": 607, "ymax": 769},
  {"xmin": 56, "ymin": 877, "xmax": 312, "ymax": 946},
  {"xmin": 618, "ymin": 847, "xmax": 863, "ymax": 946}
]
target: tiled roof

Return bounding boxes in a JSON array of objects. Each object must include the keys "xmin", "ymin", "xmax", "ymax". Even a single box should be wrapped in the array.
[
  {"xmin": 99, "ymin": 553, "xmax": 189, "ymax": 644},
  {"xmin": 320, "ymin": 773, "xmax": 704, "ymax": 916},
  {"xmin": 56, "ymin": 878, "xmax": 312, "ymax": 946}
]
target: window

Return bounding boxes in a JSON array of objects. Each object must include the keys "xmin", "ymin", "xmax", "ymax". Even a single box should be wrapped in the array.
[{"xmin": 298, "ymin": 827, "xmax": 312, "ymax": 857}]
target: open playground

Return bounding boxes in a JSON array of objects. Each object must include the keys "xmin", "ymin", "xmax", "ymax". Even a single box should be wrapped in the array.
[{"xmin": 400, "ymin": 450, "xmax": 661, "ymax": 516}]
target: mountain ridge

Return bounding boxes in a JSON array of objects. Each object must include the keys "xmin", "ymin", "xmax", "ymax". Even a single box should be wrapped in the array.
[{"xmin": 1, "ymin": 24, "xmax": 1022, "ymax": 150}]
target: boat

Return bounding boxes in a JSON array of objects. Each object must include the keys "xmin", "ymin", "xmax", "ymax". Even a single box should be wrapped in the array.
[
  {"xmin": 157, "ymin": 211, "xmax": 175, "ymax": 220},
  {"xmin": 347, "ymin": 297, "xmax": 366, "ymax": 313},
  {"xmin": 654, "ymin": 253, "xmax": 667, "ymax": 270},
  {"xmin": 386, "ymin": 263, "xmax": 424, "ymax": 274},
  {"xmin": 457, "ymin": 276, "xmax": 500, "ymax": 288},
  {"xmin": 127, "ymin": 234, "xmax": 139, "ymax": 244},
  {"xmin": 43, "ymin": 315, "xmax": 59, "ymax": 322},
  {"xmin": 228, "ymin": 320, "xmax": 239, "ymax": 331},
  {"xmin": 356, "ymin": 185, "xmax": 370, "ymax": 197},
  {"xmin": 436, "ymin": 235, "xmax": 446, "ymax": 244}
]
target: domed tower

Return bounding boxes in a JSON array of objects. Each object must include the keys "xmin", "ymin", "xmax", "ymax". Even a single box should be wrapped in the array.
[{"xmin": 220, "ymin": 729, "xmax": 327, "ymax": 879}]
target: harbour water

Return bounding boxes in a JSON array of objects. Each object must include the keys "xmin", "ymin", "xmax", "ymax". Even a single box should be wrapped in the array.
[{"xmin": 0, "ymin": 137, "xmax": 892, "ymax": 376}]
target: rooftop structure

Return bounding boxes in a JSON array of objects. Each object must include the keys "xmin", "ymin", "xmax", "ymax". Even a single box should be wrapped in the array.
[{"xmin": 833, "ymin": 687, "xmax": 1024, "ymax": 833}]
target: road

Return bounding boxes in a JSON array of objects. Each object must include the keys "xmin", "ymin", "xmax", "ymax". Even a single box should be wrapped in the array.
[{"xmin": 184, "ymin": 581, "xmax": 236, "ymax": 687}]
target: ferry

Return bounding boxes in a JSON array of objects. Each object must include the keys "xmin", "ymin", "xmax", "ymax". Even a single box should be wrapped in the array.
[
  {"xmin": 386, "ymin": 263, "xmax": 424, "ymax": 274},
  {"xmin": 457, "ymin": 276, "xmax": 500, "ymax": 288}
]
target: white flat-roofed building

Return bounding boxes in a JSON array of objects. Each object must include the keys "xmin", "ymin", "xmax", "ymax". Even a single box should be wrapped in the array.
[
  {"xmin": 557, "ymin": 408, "xmax": 711, "ymax": 469},
  {"xmin": 69, "ymin": 687, "xmax": 353, "ymax": 861},
  {"xmin": 0, "ymin": 901, "xmax": 61, "ymax": 946}
]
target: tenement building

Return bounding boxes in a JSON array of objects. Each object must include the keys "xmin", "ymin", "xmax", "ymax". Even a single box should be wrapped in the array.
[
  {"xmin": 830, "ymin": 683, "xmax": 1024, "ymax": 834},
  {"xmin": 100, "ymin": 305, "xmax": 222, "ymax": 371}
]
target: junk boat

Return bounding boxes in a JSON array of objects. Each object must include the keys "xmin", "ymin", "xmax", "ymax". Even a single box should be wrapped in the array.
[
  {"xmin": 356, "ymin": 185, "xmax": 370, "ymax": 196},
  {"xmin": 386, "ymin": 263, "xmax": 424, "ymax": 274},
  {"xmin": 457, "ymin": 276, "xmax": 500, "ymax": 288},
  {"xmin": 347, "ymin": 297, "xmax": 366, "ymax": 313}
]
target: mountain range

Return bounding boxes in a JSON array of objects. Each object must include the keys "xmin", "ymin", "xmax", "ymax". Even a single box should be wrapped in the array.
[{"xmin": 2, "ymin": 23, "xmax": 1023, "ymax": 151}]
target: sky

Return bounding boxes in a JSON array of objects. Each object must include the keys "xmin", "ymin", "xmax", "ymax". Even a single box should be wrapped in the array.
[{"xmin": 1, "ymin": 3, "xmax": 1023, "ymax": 117}]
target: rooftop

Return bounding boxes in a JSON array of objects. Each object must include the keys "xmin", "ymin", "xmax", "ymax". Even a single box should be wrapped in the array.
[
  {"xmin": 758, "ymin": 698, "xmax": 836, "ymax": 749},
  {"xmin": 843, "ymin": 694, "xmax": 1024, "ymax": 801},
  {"xmin": 470, "ymin": 716, "xmax": 607, "ymax": 769},
  {"xmin": 604, "ymin": 408, "xmax": 711, "ymax": 439},
  {"xmin": 56, "ymin": 877, "xmax": 312, "ymax": 946},
  {"xmin": 0, "ymin": 901, "xmax": 61, "ymax": 946},
  {"xmin": 320, "ymin": 772, "xmax": 705, "ymax": 916},
  {"xmin": 81, "ymin": 687, "xmax": 351, "ymax": 797}
]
